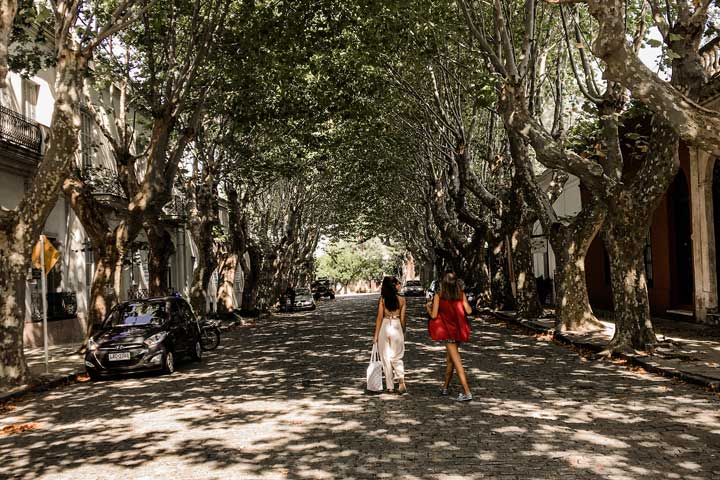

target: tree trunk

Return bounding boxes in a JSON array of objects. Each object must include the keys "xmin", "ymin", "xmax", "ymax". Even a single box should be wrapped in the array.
[
  {"xmin": 0, "ymin": 0, "xmax": 17, "ymax": 88},
  {"xmin": 216, "ymin": 253, "xmax": 237, "ymax": 313},
  {"xmin": 463, "ymin": 240, "xmax": 492, "ymax": 308},
  {"xmin": 189, "ymin": 244, "xmax": 215, "ymax": 316},
  {"xmin": 0, "ymin": 235, "xmax": 28, "ymax": 386},
  {"xmin": 86, "ymin": 246, "xmax": 122, "ymax": 335},
  {"xmin": 145, "ymin": 224, "xmax": 175, "ymax": 297},
  {"xmin": 490, "ymin": 237, "xmax": 514, "ymax": 310},
  {"xmin": 604, "ymin": 216, "xmax": 657, "ymax": 351},
  {"xmin": 0, "ymin": 48, "xmax": 86, "ymax": 387},
  {"xmin": 240, "ymin": 245, "xmax": 262, "ymax": 314},
  {"xmin": 551, "ymin": 204, "xmax": 606, "ymax": 332},
  {"xmin": 476, "ymin": 261, "xmax": 492, "ymax": 308},
  {"xmin": 511, "ymin": 224, "xmax": 542, "ymax": 318}
]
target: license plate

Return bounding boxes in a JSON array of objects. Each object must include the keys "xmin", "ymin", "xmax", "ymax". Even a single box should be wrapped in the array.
[{"xmin": 108, "ymin": 352, "xmax": 131, "ymax": 361}]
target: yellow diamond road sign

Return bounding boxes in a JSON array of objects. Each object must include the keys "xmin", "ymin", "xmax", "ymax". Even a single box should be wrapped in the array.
[{"xmin": 31, "ymin": 235, "xmax": 60, "ymax": 274}]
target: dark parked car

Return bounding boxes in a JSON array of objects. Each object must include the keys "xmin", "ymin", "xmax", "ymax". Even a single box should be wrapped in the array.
[
  {"xmin": 293, "ymin": 288, "xmax": 317, "ymax": 311},
  {"xmin": 311, "ymin": 278, "xmax": 335, "ymax": 300},
  {"xmin": 84, "ymin": 296, "xmax": 202, "ymax": 380},
  {"xmin": 401, "ymin": 280, "xmax": 425, "ymax": 297}
]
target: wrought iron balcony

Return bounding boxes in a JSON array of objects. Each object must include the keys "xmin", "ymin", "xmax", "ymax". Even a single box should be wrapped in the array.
[
  {"xmin": 162, "ymin": 195, "xmax": 187, "ymax": 220},
  {"xmin": 0, "ymin": 105, "xmax": 42, "ymax": 154},
  {"xmin": 81, "ymin": 165, "xmax": 125, "ymax": 198}
]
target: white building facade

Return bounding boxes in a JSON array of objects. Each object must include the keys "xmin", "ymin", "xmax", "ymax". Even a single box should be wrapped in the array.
[{"xmin": 0, "ymin": 66, "xmax": 238, "ymax": 348}]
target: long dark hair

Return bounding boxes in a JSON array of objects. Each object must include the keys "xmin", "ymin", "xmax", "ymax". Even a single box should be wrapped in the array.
[
  {"xmin": 381, "ymin": 276, "xmax": 400, "ymax": 311},
  {"xmin": 439, "ymin": 271, "xmax": 462, "ymax": 301}
]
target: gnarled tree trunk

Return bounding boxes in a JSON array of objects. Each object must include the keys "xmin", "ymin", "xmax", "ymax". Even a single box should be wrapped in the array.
[
  {"xmin": 489, "ymin": 236, "xmax": 515, "ymax": 310},
  {"xmin": 511, "ymin": 223, "xmax": 542, "ymax": 318},
  {"xmin": 216, "ymin": 252, "xmax": 237, "ymax": 313},
  {"xmin": 0, "ymin": 245, "xmax": 28, "ymax": 386},
  {"xmin": 604, "ymin": 219, "xmax": 657, "ymax": 351},
  {"xmin": 240, "ymin": 245, "xmax": 262, "ymax": 314},
  {"xmin": 0, "ymin": 0, "xmax": 17, "ymax": 88},
  {"xmin": 550, "ymin": 204, "xmax": 606, "ymax": 332},
  {"xmin": 0, "ymin": 48, "xmax": 87, "ymax": 387},
  {"xmin": 145, "ymin": 223, "xmax": 175, "ymax": 297},
  {"xmin": 86, "ymin": 246, "xmax": 122, "ymax": 333}
]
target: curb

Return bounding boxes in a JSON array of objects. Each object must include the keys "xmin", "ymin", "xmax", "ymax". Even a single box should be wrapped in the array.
[
  {"xmin": 490, "ymin": 311, "xmax": 720, "ymax": 392},
  {"xmin": 0, "ymin": 369, "xmax": 85, "ymax": 404}
]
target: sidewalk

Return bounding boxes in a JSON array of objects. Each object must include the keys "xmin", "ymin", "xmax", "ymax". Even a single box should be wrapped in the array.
[
  {"xmin": 492, "ymin": 310, "xmax": 720, "ymax": 390},
  {"xmin": 0, "ymin": 342, "xmax": 86, "ymax": 402},
  {"xmin": 1, "ymin": 316, "xmax": 251, "ymax": 402}
]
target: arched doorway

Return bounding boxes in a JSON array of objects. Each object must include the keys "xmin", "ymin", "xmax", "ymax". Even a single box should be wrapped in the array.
[{"xmin": 669, "ymin": 171, "xmax": 694, "ymax": 308}]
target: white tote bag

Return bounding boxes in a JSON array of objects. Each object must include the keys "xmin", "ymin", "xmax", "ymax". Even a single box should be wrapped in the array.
[{"xmin": 366, "ymin": 343, "xmax": 383, "ymax": 392}]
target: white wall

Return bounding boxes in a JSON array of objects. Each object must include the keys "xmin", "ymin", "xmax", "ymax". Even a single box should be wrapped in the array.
[
  {"xmin": 0, "ymin": 171, "xmax": 26, "ymax": 209},
  {"xmin": 532, "ymin": 175, "xmax": 583, "ymax": 282}
]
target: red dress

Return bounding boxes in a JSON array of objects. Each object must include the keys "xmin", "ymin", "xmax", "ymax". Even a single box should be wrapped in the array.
[{"xmin": 428, "ymin": 298, "xmax": 470, "ymax": 343}]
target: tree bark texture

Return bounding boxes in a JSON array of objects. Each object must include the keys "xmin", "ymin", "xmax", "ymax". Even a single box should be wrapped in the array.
[
  {"xmin": 0, "ymin": 49, "xmax": 86, "ymax": 387},
  {"xmin": 145, "ymin": 224, "xmax": 175, "ymax": 297},
  {"xmin": 0, "ymin": 245, "xmax": 28, "ymax": 387},
  {"xmin": 489, "ymin": 236, "xmax": 515, "ymax": 310},
  {"xmin": 62, "ymin": 176, "xmax": 124, "ymax": 332},
  {"xmin": 215, "ymin": 253, "xmax": 237, "ymax": 313},
  {"xmin": 547, "ymin": 0, "xmax": 720, "ymax": 153},
  {"xmin": 85, "ymin": 248, "xmax": 123, "ymax": 336},
  {"xmin": 241, "ymin": 245, "xmax": 262, "ymax": 314},
  {"xmin": 511, "ymin": 223, "xmax": 543, "ymax": 318},
  {"xmin": 0, "ymin": 0, "xmax": 17, "ymax": 88},
  {"xmin": 550, "ymin": 202, "xmax": 606, "ymax": 332},
  {"xmin": 605, "ymin": 119, "xmax": 679, "ymax": 350},
  {"xmin": 604, "ymin": 223, "xmax": 657, "ymax": 351}
]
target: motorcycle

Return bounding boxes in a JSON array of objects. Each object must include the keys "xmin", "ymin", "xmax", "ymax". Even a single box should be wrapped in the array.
[{"xmin": 199, "ymin": 318, "xmax": 221, "ymax": 351}]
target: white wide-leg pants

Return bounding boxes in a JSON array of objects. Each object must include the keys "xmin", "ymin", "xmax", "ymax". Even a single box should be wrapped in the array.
[{"xmin": 378, "ymin": 317, "xmax": 405, "ymax": 389}]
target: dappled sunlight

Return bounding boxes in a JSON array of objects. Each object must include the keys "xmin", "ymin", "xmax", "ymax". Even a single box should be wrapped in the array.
[{"xmin": 2, "ymin": 296, "xmax": 720, "ymax": 478}]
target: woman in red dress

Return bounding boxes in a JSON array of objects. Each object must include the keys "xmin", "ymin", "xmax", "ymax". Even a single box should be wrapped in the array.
[{"xmin": 425, "ymin": 271, "xmax": 473, "ymax": 401}]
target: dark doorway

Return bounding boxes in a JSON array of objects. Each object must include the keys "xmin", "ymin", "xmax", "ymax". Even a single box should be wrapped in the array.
[{"xmin": 669, "ymin": 172, "xmax": 694, "ymax": 307}]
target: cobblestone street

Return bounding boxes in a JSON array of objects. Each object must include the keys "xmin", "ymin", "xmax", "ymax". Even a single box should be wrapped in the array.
[{"xmin": 2, "ymin": 296, "xmax": 720, "ymax": 479}]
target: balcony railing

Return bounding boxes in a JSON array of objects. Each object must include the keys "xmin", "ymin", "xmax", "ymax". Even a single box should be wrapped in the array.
[
  {"xmin": 81, "ymin": 165, "xmax": 125, "ymax": 198},
  {"xmin": 162, "ymin": 195, "xmax": 187, "ymax": 220},
  {"xmin": 700, "ymin": 37, "xmax": 720, "ymax": 79},
  {"xmin": 0, "ymin": 105, "xmax": 42, "ymax": 154}
]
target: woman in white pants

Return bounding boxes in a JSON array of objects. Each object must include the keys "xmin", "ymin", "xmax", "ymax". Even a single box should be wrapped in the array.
[{"xmin": 373, "ymin": 276, "xmax": 407, "ymax": 394}]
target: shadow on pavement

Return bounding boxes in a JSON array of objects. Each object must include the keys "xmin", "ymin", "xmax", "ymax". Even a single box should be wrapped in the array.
[{"xmin": 1, "ymin": 296, "xmax": 720, "ymax": 479}]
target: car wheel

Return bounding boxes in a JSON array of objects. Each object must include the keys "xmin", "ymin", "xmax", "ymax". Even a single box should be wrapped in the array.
[
  {"xmin": 87, "ymin": 370, "xmax": 100, "ymax": 381},
  {"xmin": 191, "ymin": 340, "xmax": 202, "ymax": 362},
  {"xmin": 163, "ymin": 350, "xmax": 175, "ymax": 375}
]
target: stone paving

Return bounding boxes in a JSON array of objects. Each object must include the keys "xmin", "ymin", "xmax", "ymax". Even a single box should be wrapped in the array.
[
  {"xmin": 2, "ymin": 295, "xmax": 720, "ymax": 479},
  {"xmin": 501, "ymin": 312, "xmax": 720, "ymax": 388}
]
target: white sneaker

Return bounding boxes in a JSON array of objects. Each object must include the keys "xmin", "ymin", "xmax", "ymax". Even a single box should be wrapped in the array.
[{"xmin": 456, "ymin": 393, "xmax": 473, "ymax": 402}]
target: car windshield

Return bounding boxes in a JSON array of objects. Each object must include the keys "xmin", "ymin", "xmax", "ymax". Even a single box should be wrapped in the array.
[
  {"xmin": 406, "ymin": 281, "xmax": 421, "ymax": 287},
  {"xmin": 105, "ymin": 301, "xmax": 167, "ymax": 328},
  {"xmin": 296, "ymin": 288, "xmax": 310, "ymax": 295}
]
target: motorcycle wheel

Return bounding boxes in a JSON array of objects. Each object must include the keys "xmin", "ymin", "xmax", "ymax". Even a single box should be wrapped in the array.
[{"xmin": 200, "ymin": 326, "xmax": 220, "ymax": 351}]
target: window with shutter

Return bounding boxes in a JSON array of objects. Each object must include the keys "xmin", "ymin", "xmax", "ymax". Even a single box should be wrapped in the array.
[
  {"xmin": 22, "ymin": 80, "xmax": 38, "ymax": 120},
  {"xmin": 80, "ymin": 108, "xmax": 94, "ymax": 168}
]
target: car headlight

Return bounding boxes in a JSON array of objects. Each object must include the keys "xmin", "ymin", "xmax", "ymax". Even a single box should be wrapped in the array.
[
  {"xmin": 143, "ymin": 332, "xmax": 167, "ymax": 348},
  {"xmin": 87, "ymin": 337, "xmax": 98, "ymax": 352}
]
